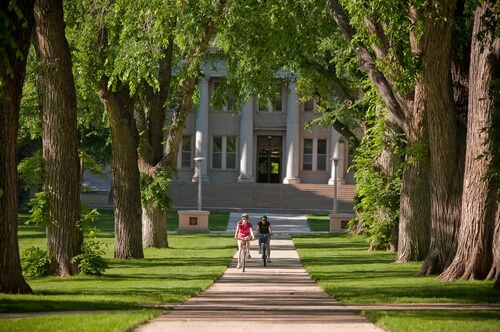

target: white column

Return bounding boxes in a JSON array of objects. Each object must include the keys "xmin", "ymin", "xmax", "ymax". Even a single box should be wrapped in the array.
[
  {"xmin": 328, "ymin": 127, "xmax": 345, "ymax": 185},
  {"xmin": 192, "ymin": 77, "xmax": 209, "ymax": 182},
  {"xmin": 283, "ymin": 82, "xmax": 300, "ymax": 184},
  {"xmin": 238, "ymin": 97, "xmax": 254, "ymax": 182}
]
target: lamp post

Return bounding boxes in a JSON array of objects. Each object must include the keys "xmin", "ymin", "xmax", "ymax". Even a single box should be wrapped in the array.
[
  {"xmin": 194, "ymin": 157, "xmax": 205, "ymax": 211},
  {"xmin": 330, "ymin": 157, "xmax": 341, "ymax": 214}
]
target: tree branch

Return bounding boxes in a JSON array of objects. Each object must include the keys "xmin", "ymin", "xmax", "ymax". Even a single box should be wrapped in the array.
[{"xmin": 326, "ymin": 0, "xmax": 408, "ymax": 133}]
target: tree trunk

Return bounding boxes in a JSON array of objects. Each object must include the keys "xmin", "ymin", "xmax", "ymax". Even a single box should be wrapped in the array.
[
  {"xmin": 490, "ymin": 208, "xmax": 500, "ymax": 287},
  {"xmin": 33, "ymin": 0, "xmax": 82, "ymax": 276},
  {"xmin": 397, "ymin": 8, "xmax": 432, "ymax": 262},
  {"xmin": 98, "ymin": 80, "xmax": 144, "ymax": 259},
  {"xmin": 151, "ymin": 4, "xmax": 228, "ymax": 254},
  {"xmin": 137, "ymin": 44, "xmax": 172, "ymax": 248},
  {"xmin": 419, "ymin": 0, "xmax": 463, "ymax": 276},
  {"xmin": 440, "ymin": 2, "xmax": 500, "ymax": 281},
  {"xmin": 327, "ymin": 0, "xmax": 434, "ymax": 260},
  {"xmin": 0, "ymin": 0, "xmax": 35, "ymax": 294},
  {"xmin": 397, "ymin": 84, "xmax": 431, "ymax": 261},
  {"xmin": 142, "ymin": 202, "xmax": 167, "ymax": 248}
]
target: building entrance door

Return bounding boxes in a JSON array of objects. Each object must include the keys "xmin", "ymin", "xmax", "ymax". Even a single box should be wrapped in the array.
[{"xmin": 257, "ymin": 136, "xmax": 282, "ymax": 183}]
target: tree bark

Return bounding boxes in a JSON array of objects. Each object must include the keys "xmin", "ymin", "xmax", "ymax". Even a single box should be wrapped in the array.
[
  {"xmin": 418, "ymin": 0, "xmax": 463, "ymax": 275},
  {"xmin": 33, "ymin": 0, "xmax": 83, "ymax": 276},
  {"xmin": 137, "ymin": 40, "xmax": 173, "ymax": 248},
  {"xmin": 98, "ymin": 78, "xmax": 144, "ymax": 259},
  {"xmin": 396, "ymin": 5, "xmax": 432, "ymax": 263},
  {"xmin": 89, "ymin": 19, "xmax": 144, "ymax": 259},
  {"xmin": 142, "ymin": 201, "xmax": 167, "ymax": 247},
  {"xmin": 440, "ymin": 1, "xmax": 500, "ymax": 281},
  {"xmin": 490, "ymin": 208, "xmax": 500, "ymax": 287},
  {"xmin": 397, "ymin": 83, "xmax": 431, "ymax": 261},
  {"xmin": 0, "ymin": 0, "xmax": 35, "ymax": 294}
]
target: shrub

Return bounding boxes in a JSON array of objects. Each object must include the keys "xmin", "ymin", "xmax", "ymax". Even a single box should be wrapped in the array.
[
  {"xmin": 72, "ymin": 239, "xmax": 108, "ymax": 275},
  {"xmin": 22, "ymin": 246, "xmax": 50, "ymax": 277},
  {"xmin": 351, "ymin": 102, "xmax": 404, "ymax": 250}
]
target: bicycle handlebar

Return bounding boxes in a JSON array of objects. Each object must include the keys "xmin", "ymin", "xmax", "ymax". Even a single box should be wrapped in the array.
[
  {"xmin": 256, "ymin": 233, "xmax": 273, "ymax": 238},
  {"xmin": 237, "ymin": 236, "xmax": 254, "ymax": 241}
]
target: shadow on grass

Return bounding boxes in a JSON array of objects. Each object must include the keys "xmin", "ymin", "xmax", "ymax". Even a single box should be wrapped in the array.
[
  {"xmin": 293, "ymin": 233, "xmax": 500, "ymax": 305},
  {"xmin": 34, "ymin": 284, "xmax": 207, "ymax": 298},
  {"xmin": 293, "ymin": 234, "xmax": 368, "ymax": 250},
  {"xmin": 330, "ymin": 283, "xmax": 500, "ymax": 303},
  {"xmin": 106, "ymin": 256, "xmax": 232, "ymax": 269},
  {"xmin": 0, "ymin": 298, "xmax": 141, "ymax": 313},
  {"xmin": 365, "ymin": 310, "xmax": 500, "ymax": 328},
  {"xmin": 10, "ymin": 216, "xmax": 236, "ymax": 315},
  {"xmin": 301, "ymin": 255, "xmax": 396, "ymax": 266},
  {"xmin": 17, "ymin": 232, "xmax": 47, "ymax": 240}
]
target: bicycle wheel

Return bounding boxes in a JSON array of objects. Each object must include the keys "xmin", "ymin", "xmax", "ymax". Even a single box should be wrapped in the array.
[
  {"xmin": 242, "ymin": 246, "xmax": 247, "ymax": 272},
  {"xmin": 262, "ymin": 243, "xmax": 267, "ymax": 267}
]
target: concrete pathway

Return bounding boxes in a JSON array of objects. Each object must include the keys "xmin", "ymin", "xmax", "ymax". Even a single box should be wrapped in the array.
[
  {"xmin": 134, "ymin": 213, "xmax": 384, "ymax": 332},
  {"xmin": 225, "ymin": 212, "xmax": 312, "ymax": 235}
]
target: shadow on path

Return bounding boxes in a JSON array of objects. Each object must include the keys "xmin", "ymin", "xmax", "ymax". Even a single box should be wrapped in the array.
[{"xmin": 133, "ymin": 237, "xmax": 385, "ymax": 332}]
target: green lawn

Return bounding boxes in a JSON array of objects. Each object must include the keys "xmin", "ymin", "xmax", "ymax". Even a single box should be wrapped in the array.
[
  {"xmin": 306, "ymin": 213, "xmax": 330, "ymax": 232},
  {"xmin": 293, "ymin": 233, "xmax": 500, "ymax": 331},
  {"xmin": 1, "ymin": 210, "xmax": 233, "ymax": 332},
  {"xmin": 4, "ymin": 213, "xmax": 500, "ymax": 332}
]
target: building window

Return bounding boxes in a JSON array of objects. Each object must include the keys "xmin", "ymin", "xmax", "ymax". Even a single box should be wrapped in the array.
[
  {"xmin": 179, "ymin": 136, "xmax": 192, "ymax": 169},
  {"xmin": 304, "ymin": 99, "xmax": 315, "ymax": 112},
  {"xmin": 274, "ymin": 83, "xmax": 283, "ymax": 112},
  {"xmin": 303, "ymin": 139, "xmax": 313, "ymax": 170},
  {"xmin": 226, "ymin": 137, "xmax": 236, "ymax": 169},
  {"xmin": 258, "ymin": 98, "xmax": 269, "ymax": 112},
  {"xmin": 303, "ymin": 138, "xmax": 327, "ymax": 171},
  {"xmin": 317, "ymin": 139, "xmax": 327, "ymax": 171},
  {"xmin": 212, "ymin": 136, "xmax": 237, "ymax": 169},
  {"xmin": 258, "ymin": 82, "xmax": 284, "ymax": 112},
  {"xmin": 213, "ymin": 137, "xmax": 222, "ymax": 168},
  {"xmin": 212, "ymin": 80, "xmax": 234, "ymax": 112}
]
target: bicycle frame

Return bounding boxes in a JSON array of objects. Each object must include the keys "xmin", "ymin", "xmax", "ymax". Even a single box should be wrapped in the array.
[
  {"xmin": 238, "ymin": 237, "xmax": 252, "ymax": 272},
  {"xmin": 258, "ymin": 234, "xmax": 271, "ymax": 267}
]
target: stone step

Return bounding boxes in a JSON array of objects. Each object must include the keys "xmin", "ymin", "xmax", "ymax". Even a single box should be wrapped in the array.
[{"xmin": 168, "ymin": 182, "xmax": 356, "ymax": 214}]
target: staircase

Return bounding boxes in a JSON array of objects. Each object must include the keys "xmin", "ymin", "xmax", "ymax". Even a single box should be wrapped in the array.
[{"xmin": 167, "ymin": 182, "xmax": 357, "ymax": 214}]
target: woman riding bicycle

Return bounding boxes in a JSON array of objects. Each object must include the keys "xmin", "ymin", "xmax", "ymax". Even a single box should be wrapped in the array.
[
  {"xmin": 234, "ymin": 213, "xmax": 255, "ymax": 269},
  {"xmin": 256, "ymin": 215, "xmax": 273, "ymax": 263}
]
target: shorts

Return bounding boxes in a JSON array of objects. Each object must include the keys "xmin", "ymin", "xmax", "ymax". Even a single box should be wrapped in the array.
[{"xmin": 259, "ymin": 234, "xmax": 270, "ymax": 244}]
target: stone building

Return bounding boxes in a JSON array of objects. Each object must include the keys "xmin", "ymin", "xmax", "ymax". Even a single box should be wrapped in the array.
[
  {"xmin": 175, "ymin": 65, "xmax": 350, "ymax": 186},
  {"xmin": 80, "ymin": 63, "xmax": 355, "ymax": 212}
]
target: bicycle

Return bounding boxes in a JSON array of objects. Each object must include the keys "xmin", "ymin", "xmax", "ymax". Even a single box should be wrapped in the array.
[
  {"xmin": 258, "ymin": 233, "xmax": 272, "ymax": 267},
  {"xmin": 237, "ymin": 236, "xmax": 253, "ymax": 272}
]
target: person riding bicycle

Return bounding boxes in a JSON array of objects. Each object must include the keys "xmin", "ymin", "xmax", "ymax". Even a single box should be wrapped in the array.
[
  {"xmin": 256, "ymin": 215, "xmax": 272, "ymax": 263},
  {"xmin": 234, "ymin": 213, "xmax": 255, "ymax": 269}
]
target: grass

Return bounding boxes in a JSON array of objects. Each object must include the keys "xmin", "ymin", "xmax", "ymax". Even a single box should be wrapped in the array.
[
  {"xmin": 293, "ymin": 233, "xmax": 500, "ymax": 331},
  {"xmin": 1, "ymin": 310, "xmax": 160, "ymax": 332},
  {"xmin": 306, "ymin": 213, "xmax": 330, "ymax": 232},
  {"xmin": 6, "ymin": 213, "xmax": 500, "ymax": 331},
  {"xmin": 1, "ymin": 210, "xmax": 234, "ymax": 331},
  {"xmin": 364, "ymin": 310, "xmax": 500, "ymax": 332}
]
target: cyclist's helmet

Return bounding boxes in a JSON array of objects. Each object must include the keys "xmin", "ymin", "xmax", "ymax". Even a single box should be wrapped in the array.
[
  {"xmin": 261, "ymin": 215, "xmax": 267, "ymax": 220},
  {"xmin": 241, "ymin": 213, "xmax": 249, "ymax": 220}
]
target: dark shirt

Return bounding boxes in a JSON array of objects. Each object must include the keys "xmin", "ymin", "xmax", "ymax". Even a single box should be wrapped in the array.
[{"xmin": 257, "ymin": 221, "xmax": 271, "ymax": 234}]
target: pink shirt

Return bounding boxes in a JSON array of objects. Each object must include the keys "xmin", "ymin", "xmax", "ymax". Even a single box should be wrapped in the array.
[{"xmin": 237, "ymin": 221, "xmax": 253, "ymax": 238}]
